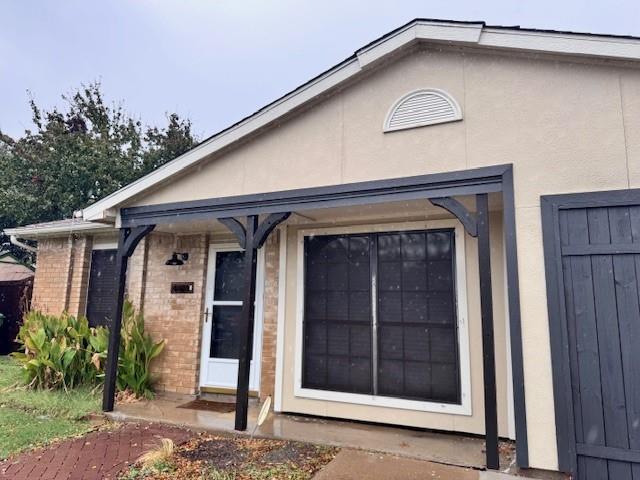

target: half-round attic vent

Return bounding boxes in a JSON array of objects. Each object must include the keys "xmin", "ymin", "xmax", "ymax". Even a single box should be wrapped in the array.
[{"xmin": 384, "ymin": 89, "xmax": 462, "ymax": 132}]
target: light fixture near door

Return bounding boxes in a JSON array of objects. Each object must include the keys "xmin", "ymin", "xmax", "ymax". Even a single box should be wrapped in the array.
[
  {"xmin": 165, "ymin": 252, "xmax": 189, "ymax": 266},
  {"xmin": 384, "ymin": 88, "xmax": 462, "ymax": 132}
]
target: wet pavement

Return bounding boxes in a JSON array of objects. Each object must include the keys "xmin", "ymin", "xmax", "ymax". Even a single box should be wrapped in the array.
[{"xmin": 108, "ymin": 397, "xmax": 567, "ymax": 479}]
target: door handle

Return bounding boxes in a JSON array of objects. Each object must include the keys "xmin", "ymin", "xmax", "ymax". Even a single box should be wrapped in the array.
[{"xmin": 204, "ymin": 307, "xmax": 212, "ymax": 323}]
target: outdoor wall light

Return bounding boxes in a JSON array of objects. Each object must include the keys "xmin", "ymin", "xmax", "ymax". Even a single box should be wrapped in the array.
[{"xmin": 165, "ymin": 252, "xmax": 189, "ymax": 266}]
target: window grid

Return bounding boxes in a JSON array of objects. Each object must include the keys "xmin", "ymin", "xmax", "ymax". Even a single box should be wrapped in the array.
[{"xmin": 302, "ymin": 229, "xmax": 461, "ymax": 405}]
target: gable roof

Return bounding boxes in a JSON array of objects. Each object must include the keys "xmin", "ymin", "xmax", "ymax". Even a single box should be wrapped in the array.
[{"xmin": 72, "ymin": 18, "xmax": 640, "ymax": 220}]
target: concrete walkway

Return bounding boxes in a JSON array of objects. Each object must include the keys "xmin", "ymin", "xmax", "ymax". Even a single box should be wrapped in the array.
[
  {"xmin": 109, "ymin": 398, "xmax": 505, "ymax": 469},
  {"xmin": 314, "ymin": 450, "xmax": 479, "ymax": 480}
]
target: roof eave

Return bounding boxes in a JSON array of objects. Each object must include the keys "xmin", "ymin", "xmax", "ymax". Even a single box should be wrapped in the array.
[
  {"xmin": 80, "ymin": 19, "xmax": 640, "ymax": 222},
  {"xmin": 4, "ymin": 222, "xmax": 115, "ymax": 240}
]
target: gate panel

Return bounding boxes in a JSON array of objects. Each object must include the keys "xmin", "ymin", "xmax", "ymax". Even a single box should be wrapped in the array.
[{"xmin": 543, "ymin": 192, "xmax": 640, "ymax": 479}]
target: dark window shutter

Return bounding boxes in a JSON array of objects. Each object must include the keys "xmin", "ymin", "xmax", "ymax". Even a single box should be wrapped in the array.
[
  {"xmin": 302, "ymin": 235, "xmax": 372, "ymax": 394},
  {"xmin": 302, "ymin": 229, "xmax": 460, "ymax": 404},
  {"xmin": 86, "ymin": 249, "xmax": 118, "ymax": 328}
]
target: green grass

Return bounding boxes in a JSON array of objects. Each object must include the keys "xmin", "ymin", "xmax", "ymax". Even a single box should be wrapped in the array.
[{"xmin": 0, "ymin": 356, "xmax": 101, "ymax": 459}]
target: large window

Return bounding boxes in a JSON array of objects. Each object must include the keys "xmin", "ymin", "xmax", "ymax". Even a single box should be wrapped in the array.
[{"xmin": 302, "ymin": 228, "xmax": 461, "ymax": 405}]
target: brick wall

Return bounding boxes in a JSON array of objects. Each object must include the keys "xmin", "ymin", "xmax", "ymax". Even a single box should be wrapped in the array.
[
  {"xmin": 31, "ymin": 229, "xmax": 282, "ymax": 398},
  {"xmin": 31, "ymin": 235, "xmax": 91, "ymax": 315},
  {"xmin": 140, "ymin": 233, "xmax": 208, "ymax": 395},
  {"xmin": 260, "ymin": 231, "xmax": 280, "ymax": 401},
  {"xmin": 126, "ymin": 237, "xmax": 148, "ymax": 310},
  {"xmin": 66, "ymin": 236, "xmax": 92, "ymax": 317}
]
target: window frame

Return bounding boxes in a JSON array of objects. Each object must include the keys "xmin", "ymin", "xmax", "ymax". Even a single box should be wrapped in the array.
[{"xmin": 294, "ymin": 220, "xmax": 472, "ymax": 416}]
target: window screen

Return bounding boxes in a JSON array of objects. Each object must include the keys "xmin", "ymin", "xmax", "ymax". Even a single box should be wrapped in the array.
[
  {"xmin": 209, "ymin": 251, "xmax": 248, "ymax": 360},
  {"xmin": 302, "ymin": 229, "xmax": 460, "ymax": 404},
  {"xmin": 86, "ymin": 249, "xmax": 118, "ymax": 328},
  {"xmin": 303, "ymin": 235, "xmax": 372, "ymax": 394}
]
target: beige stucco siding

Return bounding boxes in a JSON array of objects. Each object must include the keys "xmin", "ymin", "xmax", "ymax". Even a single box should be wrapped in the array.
[{"xmin": 125, "ymin": 46, "xmax": 640, "ymax": 470}]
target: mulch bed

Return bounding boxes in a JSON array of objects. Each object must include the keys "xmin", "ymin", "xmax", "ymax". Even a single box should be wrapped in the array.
[{"xmin": 120, "ymin": 432, "xmax": 338, "ymax": 479}]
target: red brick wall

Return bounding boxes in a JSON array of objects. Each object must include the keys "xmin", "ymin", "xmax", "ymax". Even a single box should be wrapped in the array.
[
  {"xmin": 31, "ymin": 235, "xmax": 91, "ymax": 316},
  {"xmin": 140, "ymin": 233, "xmax": 208, "ymax": 395},
  {"xmin": 260, "ymin": 231, "xmax": 280, "ymax": 401},
  {"xmin": 31, "ymin": 230, "xmax": 282, "ymax": 398},
  {"xmin": 66, "ymin": 236, "xmax": 92, "ymax": 317}
]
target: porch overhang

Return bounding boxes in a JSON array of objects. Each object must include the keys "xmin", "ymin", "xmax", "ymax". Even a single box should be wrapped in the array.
[
  {"xmin": 118, "ymin": 164, "xmax": 505, "ymax": 228},
  {"xmin": 103, "ymin": 163, "xmax": 528, "ymax": 470}
]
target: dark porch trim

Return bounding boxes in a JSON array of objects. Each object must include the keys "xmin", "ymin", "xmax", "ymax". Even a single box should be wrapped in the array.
[
  {"xmin": 219, "ymin": 213, "xmax": 292, "ymax": 430},
  {"xmin": 102, "ymin": 225, "xmax": 155, "ymax": 412},
  {"xmin": 429, "ymin": 194, "xmax": 499, "ymax": 469},
  {"xmin": 120, "ymin": 164, "xmax": 506, "ymax": 227},
  {"xmin": 107, "ymin": 163, "xmax": 528, "ymax": 469}
]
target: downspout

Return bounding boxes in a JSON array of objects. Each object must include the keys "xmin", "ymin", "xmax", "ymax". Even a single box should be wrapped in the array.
[{"xmin": 9, "ymin": 235, "xmax": 37, "ymax": 254}]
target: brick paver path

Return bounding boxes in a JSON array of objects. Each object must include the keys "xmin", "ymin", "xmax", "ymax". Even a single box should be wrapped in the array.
[{"xmin": 0, "ymin": 422, "xmax": 193, "ymax": 480}]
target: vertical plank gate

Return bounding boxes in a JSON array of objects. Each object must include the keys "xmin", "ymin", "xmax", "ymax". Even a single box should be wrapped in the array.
[{"xmin": 543, "ymin": 191, "xmax": 640, "ymax": 479}]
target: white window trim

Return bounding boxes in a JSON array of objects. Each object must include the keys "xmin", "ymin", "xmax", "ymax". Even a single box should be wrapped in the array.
[
  {"xmin": 92, "ymin": 236, "xmax": 118, "ymax": 250},
  {"xmin": 274, "ymin": 226, "xmax": 288, "ymax": 412},
  {"xmin": 293, "ymin": 219, "xmax": 472, "ymax": 416},
  {"xmin": 198, "ymin": 242, "xmax": 265, "ymax": 392}
]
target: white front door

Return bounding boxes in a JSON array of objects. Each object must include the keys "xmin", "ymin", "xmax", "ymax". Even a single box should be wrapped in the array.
[{"xmin": 199, "ymin": 244, "xmax": 263, "ymax": 392}]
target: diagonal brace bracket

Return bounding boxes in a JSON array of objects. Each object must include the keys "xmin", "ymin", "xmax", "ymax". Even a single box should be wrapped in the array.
[
  {"xmin": 220, "ymin": 213, "xmax": 291, "ymax": 250},
  {"xmin": 430, "ymin": 197, "xmax": 478, "ymax": 237}
]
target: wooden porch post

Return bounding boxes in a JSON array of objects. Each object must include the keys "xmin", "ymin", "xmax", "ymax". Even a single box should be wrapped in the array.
[
  {"xmin": 430, "ymin": 194, "xmax": 499, "ymax": 470},
  {"xmin": 476, "ymin": 193, "xmax": 499, "ymax": 469},
  {"xmin": 102, "ymin": 225, "xmax": 155, "ymax": 412},
  {"xmin": 220, "ymin": 213, "xmax": 291, "ymax": 431},
  {"xmin": 235, "ymin": 215, "xmax": 259, "ymax": 430}
]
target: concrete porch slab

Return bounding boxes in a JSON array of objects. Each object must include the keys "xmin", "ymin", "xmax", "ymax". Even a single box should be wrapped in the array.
[{"xmin": 107, "ymin": 398, "xmax": 564, "ymax": 479}]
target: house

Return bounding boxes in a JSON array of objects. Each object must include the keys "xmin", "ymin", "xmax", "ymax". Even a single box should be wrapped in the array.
[
  {"xmin": 5, "ymin": 18, "xmax": 640, "ymax": 478},
  {"xmin": 0, "ymin": 252, "xmax": 34, "ymax": 354}
]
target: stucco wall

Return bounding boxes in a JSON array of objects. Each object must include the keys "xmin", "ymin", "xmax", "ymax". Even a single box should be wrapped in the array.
[{"xmin": 124, "ymin": 46, "xmax": 640, "ymax": 470}]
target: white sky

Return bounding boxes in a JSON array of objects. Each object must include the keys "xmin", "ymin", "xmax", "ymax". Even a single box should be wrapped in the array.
[{"xmin": 2, "ymin": 0, "xmax": 639, "ymax": 139}]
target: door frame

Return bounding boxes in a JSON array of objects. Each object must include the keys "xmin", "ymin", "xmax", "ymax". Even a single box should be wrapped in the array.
[
  {"xmin": 541, "ymin": 188, "xmax": 640, "ymax": 475},
  {"xmin": 198, "ymin": 242, "xmax": 266, "ymax": 393}
]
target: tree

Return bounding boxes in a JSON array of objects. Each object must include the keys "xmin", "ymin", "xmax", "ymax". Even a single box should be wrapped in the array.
[{"xmin": 0, "ymin": 82, "xmax": 198, "ymax": 263}]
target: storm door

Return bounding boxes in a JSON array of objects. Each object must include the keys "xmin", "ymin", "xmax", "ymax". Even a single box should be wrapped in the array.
[{"xmin": 199, "ymin": 245, "xmax": 262, "ymax": 392}]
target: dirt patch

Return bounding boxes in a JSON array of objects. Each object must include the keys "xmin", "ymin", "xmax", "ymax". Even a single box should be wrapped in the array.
[
  {"xmin": 180, "ymin": 438, "xmax": 249, "ymax": 468},
  {"xmin": 119, "ymin": 433, "xmax": 338, "ymax": 479}
]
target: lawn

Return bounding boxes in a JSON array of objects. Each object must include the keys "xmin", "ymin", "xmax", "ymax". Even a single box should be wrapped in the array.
[{"xmin": 0, "ymin": 355, "xmax": 101, "ymax": 459}]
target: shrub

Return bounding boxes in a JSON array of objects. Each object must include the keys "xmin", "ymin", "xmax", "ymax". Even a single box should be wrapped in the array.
[
  {"xmin": 11, "ymin": 300, "xmax": 164, "ymax": 398},
  {"xmin": 117, "ymin": 300, "xmax": 165, "ymax": 399},
  {"xmin": 12, "ymin": 312, "xmax": 108, "ymax": 390}
]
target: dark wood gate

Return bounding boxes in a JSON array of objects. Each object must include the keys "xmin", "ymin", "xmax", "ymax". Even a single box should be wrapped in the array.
[{"xmin": 543, "ymin": 190, "xmax": 640, "ymax": 479}]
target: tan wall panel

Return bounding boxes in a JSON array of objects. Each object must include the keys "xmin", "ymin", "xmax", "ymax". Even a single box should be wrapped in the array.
[
  {"xmin": 341, "ymin": 49, "xmax": 467, "ymax": 182},
  {"xmin": 623, "ymin": 69, "xmax": 640, "ymax": 188},
  {"xmin": 464, "ymin": 55, "xmax": 629, "ymax": 207},
  {"xmin": 514, "ymin": 206, "xmax": 558, "ymax": 469}
]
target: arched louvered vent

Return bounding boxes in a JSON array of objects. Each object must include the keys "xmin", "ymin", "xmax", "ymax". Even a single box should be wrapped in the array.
[{"xmin": 384, "ymin": 89, "xmax": 462, "ymax": 132}]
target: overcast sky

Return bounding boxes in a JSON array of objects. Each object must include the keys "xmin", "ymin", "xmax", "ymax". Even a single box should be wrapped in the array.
[{"xmin": 2, "ymin": 0, "xmax": 639, "ymax": 139}]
